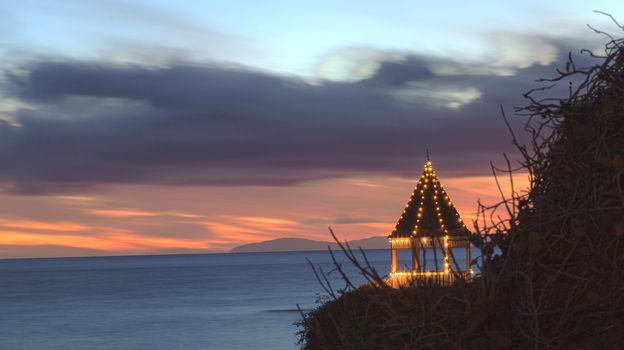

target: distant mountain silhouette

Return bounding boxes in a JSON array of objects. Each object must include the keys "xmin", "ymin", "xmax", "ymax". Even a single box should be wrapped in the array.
[{"xmin": 229, "ymin": 236, "xmax": 387, "ymax": 253}]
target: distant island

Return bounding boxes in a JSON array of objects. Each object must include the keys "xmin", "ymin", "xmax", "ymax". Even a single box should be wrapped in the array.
[{"xmin": 229, "ymin": 236, "xmax": 387, "ymax": 253}]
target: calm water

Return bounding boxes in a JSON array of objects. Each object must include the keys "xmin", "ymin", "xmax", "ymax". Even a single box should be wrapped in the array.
[
  {"xmin": 0, "ymin": 248, "xmax": 476, "ymax": 350},
  {"xmin": 0, "ymin": 250, "xmax": 391, "ymax": 350}
]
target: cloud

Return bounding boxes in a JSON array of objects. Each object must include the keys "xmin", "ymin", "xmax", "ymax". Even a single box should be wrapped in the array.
[
  {"xmin": 89, "ymin": 209, "xmax": 158, "ymax": 218},
  {"xmin": 201, "ymin": 221, "xmax": 278, "ymax": 243},
  {"xmin": 0, "ymin": 219, "xmax": 88, "ymax": 232},
  {"xmin": 88, "ymin": 208, "xmax": 206, "ymax": 219},
  {"xmin": 201, "ymin": 215, "xmax": 301, "ymax": 243},
  {"xmin": 0, "ymin": 229, "xmax": 214, "ymax": 251},
  {"xmin": 334, "ymin": 216, "xmax": 381, "ymax": 224},
  {"xmin": 236, "ymin": 216, "xmax": 298, "ymax": 227},
  {"xmin": 489, "ymin": 34, "xmax": 559, "ymax": 70},
  {"xmin": 392, "ymin": 82, "xmax": 482, "ymax": 109},
  {"xmin": 314, "ymin": 48, "xmax": 410, "ymax": 82},
  {"xmin": 0, "ymin": 35, "xmax": 595, "ymax": 194}
]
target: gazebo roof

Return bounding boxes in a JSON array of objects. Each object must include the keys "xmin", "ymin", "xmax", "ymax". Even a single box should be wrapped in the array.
[{"xmin": 389, "ymin": 158, "xmax": 470, "ymax": 238}]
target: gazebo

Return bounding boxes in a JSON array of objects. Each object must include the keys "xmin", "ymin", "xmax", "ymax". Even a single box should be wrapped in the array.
[{"xmin": 388, "ymin": 157, "xmax": 472, "ymax": 287}]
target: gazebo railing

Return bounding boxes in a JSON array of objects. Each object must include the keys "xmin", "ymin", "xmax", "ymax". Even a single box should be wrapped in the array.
[{"xmin": 389, "ymin": 270, "xmax": 472, "ymax": 288}]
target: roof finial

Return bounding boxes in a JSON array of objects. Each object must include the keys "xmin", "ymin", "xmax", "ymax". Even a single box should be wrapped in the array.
[{"xmin": 426, "ymin": 147, "xmax": 430, "ymax": 161}]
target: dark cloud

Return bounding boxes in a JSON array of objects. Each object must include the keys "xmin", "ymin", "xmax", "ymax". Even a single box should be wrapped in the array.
[
  {"xmin": 360, "ymin": 56, "xmax": 434, "ymax": 86},
  {"xmin": 0, "ymin": 37, "xmax": 595, "ymax": 194}
]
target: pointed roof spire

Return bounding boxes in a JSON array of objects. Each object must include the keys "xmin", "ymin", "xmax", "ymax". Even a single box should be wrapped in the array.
[{"xmin": 389, "ymin": 157, "xmax": 469, "ymax": 238}]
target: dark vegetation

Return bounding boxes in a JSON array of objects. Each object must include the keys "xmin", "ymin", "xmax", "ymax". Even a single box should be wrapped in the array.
[{"xmin": 297, "ymin": 19, "xmax": 624, "ymax": 349}]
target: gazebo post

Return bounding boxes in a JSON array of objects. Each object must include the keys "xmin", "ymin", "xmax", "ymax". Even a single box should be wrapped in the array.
[
  {"xmin": 465, "ymin": 240, "xmax": 471, "ymax": 281},
  {"xmin": 443, "ymin": 236, "xmax": 449, "ymax": 272},
  {"xmin": 391, "ymin": 246, "xmax": 397, "ymax": 273},
  {"xmin": 411, "ymin": 238, "xmax": 420, "ymax": 272}
]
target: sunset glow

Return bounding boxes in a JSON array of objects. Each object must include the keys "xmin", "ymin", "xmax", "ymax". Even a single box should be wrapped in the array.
[{"xmin": 0, "ymin": 173, "xmax": 529, "ymax": 258}]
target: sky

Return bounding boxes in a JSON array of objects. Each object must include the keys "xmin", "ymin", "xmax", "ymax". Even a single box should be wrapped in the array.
[{"xmin": 0, "ymin": 1, "xmax": 622, "ymax": 258}]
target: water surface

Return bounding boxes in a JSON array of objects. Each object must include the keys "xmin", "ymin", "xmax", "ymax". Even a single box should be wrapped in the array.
[{"xmin": 1, "ymin": 248, "xmax": 477, "ymax": 349}]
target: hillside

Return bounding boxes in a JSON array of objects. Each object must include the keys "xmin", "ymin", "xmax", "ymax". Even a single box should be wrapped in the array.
[
  {"xmin": 298, "ymin": 33, "xmax": 624, "ymax": 349},
  {"xmin": 229, "ymin": 236, "xmax": 387, "ymax": 253}
]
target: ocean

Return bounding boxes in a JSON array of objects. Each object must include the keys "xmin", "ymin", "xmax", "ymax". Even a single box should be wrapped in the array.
[{"xmin": 0, "ymin": 248, "xmax": 476, "ymax": 350}]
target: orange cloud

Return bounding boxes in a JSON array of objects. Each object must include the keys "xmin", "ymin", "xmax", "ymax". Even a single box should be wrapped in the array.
[
  {"xmin": 101, "ymin": 231, "xmax": 212, "ymax": 250},
  {"xmin": 89, "ymin": 209, "xmax": 157, "ymax": 217},
  {"xmin": 0, "ymin": 172, "xmax": 532, "ymax": 258},
  {"xmin": 441, "ymin": 173, "xmax": 530, "ymax": 224},
  {"xmin": 0, "ymin": 230, "xmax": 133, "ymax": 251},
  {"xmin": 357, "ymin": 222, "xmax": 395, "ymax": 231},
  {"xmin": 0, "ymin": 219, "xmax": 88, "ymax": 232},
  {"xmin": 349, "ymin": 179, "xmax": 385, "ymax": 188},
  {"xmin": 201, "ymin": 221, "xmax": 277, "ymax": 243},
  {"xmin": 0, "ymin": 229, "xmax": 217, "ymax": 252},
  {"xmin": 89, "ymin": 208, "xmax": 205, "ymax": 220},
  {"xmin": 165, "ymin": 212, "xmax": 206, "ymax": 219},
  {"xmin": 200, "ymin": 216, "xmax": 300, "ymax": 243},
  {"xmin": 237, "ymin": 216, "xmax": 297, "ymax": 226}
]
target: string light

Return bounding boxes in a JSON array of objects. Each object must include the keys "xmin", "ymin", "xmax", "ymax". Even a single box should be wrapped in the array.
[{"xmin": 390, "ymin": 270, "xmax": 448, "ymax": 277}]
